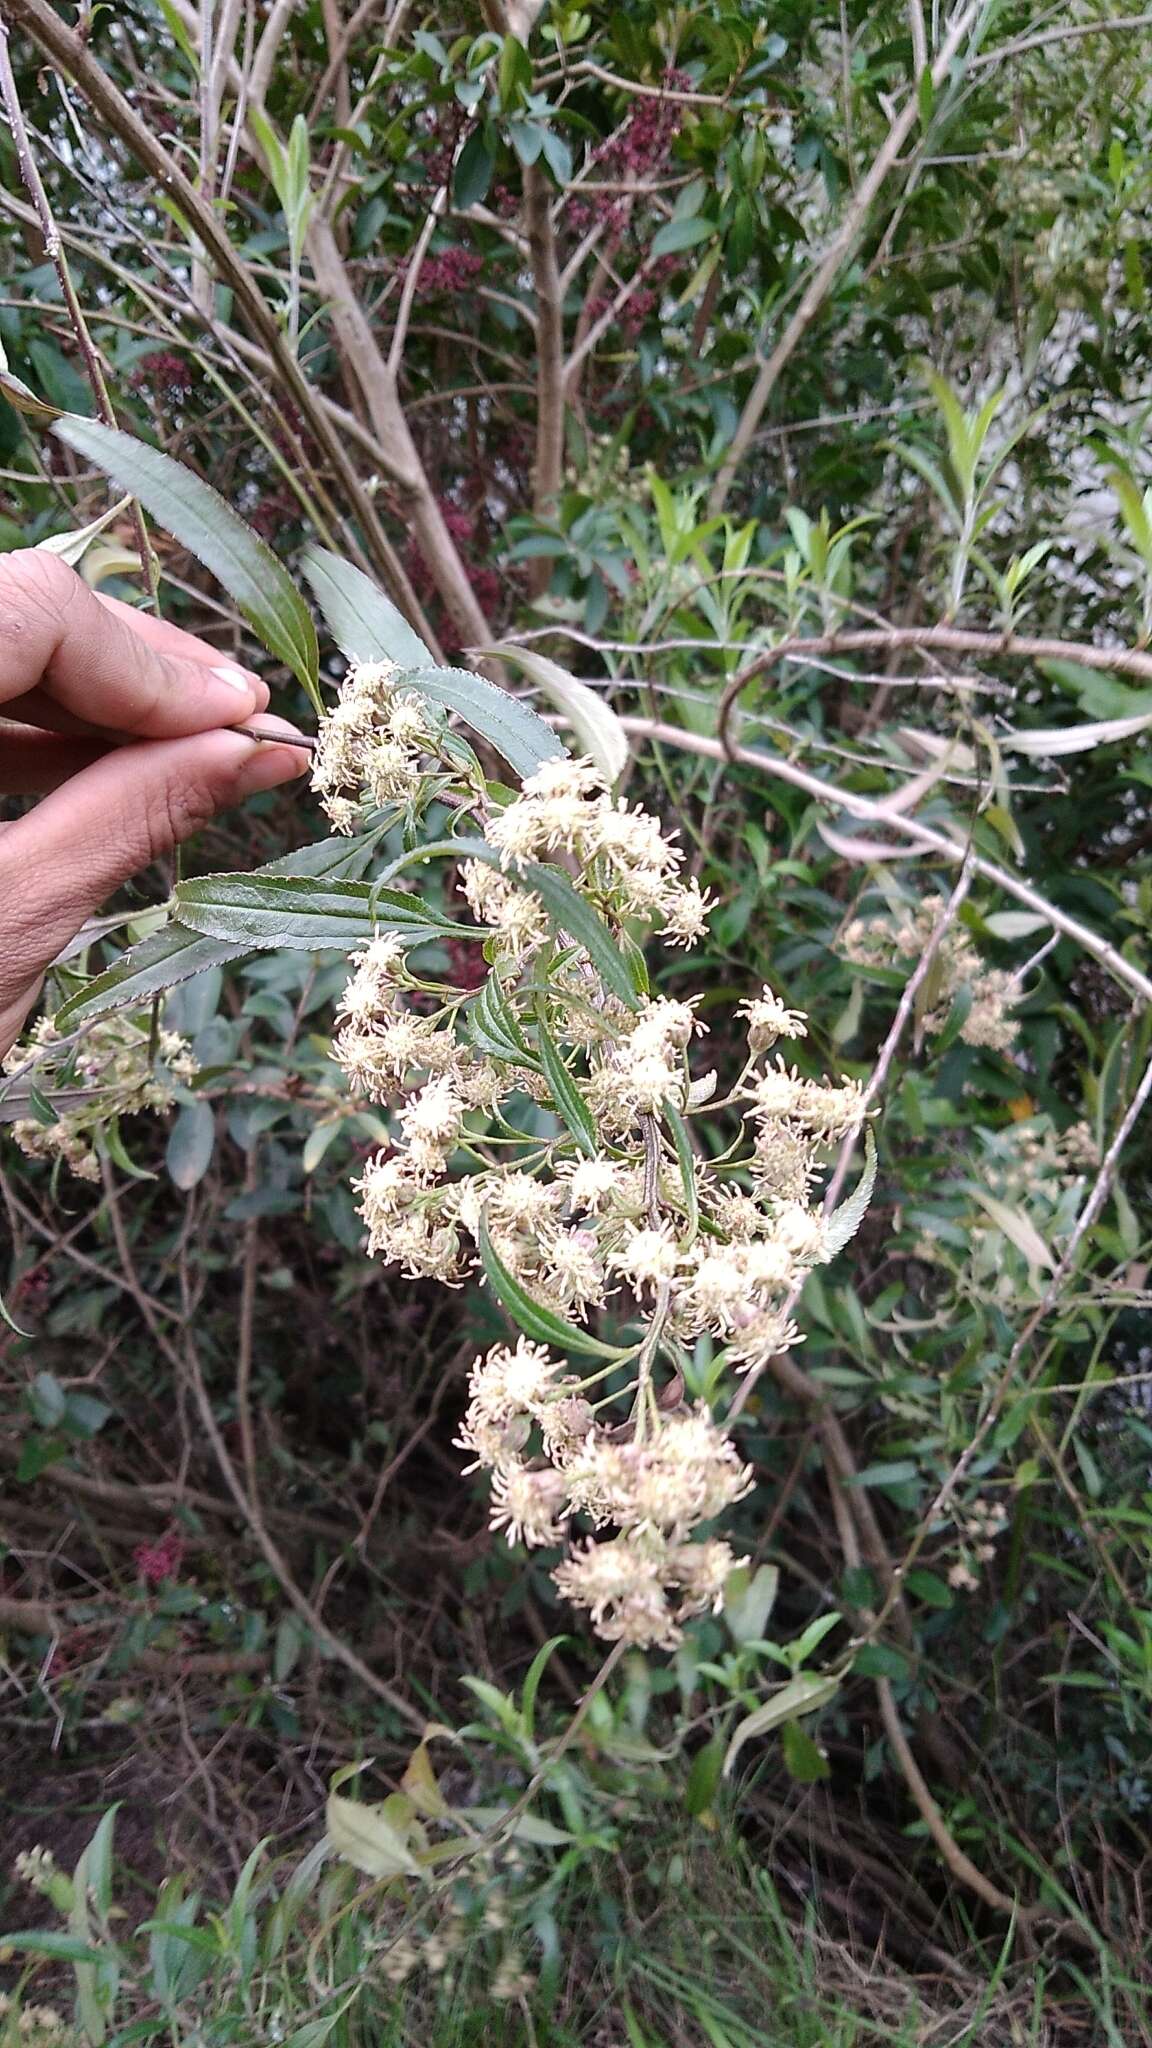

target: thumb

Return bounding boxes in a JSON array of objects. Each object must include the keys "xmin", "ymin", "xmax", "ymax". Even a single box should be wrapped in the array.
[{"xmin": 0, "ymin": 729, "xmax": 306, "ymax": 1051}]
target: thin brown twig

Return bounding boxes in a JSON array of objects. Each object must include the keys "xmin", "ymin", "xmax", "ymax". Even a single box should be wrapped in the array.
[
  {"xmin": 618, "ymin": 714, "xmax": 1152, "ymax": 1010},
  {"xmin": 716, "ymin": 624, "xmax": 1152, "ymax": 756},
  {"xmin": 707, "ymin": 0, "xmax": 982, "ymax": 513},
  {"xmin": 0, "ymin": 15, "xmax": 155, "ymax": 599}
]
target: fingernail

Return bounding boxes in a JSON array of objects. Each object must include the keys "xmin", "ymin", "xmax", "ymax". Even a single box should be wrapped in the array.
[{"xmin": 211, "ymin": 663, "xmax": 259, "ymax": 694}]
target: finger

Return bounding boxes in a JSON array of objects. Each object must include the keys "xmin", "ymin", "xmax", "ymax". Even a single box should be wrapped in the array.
[
  {"xmin": 0, "ymin": 551, "xmax": 267, "ymax": 735},
  {"xmin": 95, "ymin": 589, "xmax": 270, "ymax": 697},
  {"xmin": 0, "ymin": 723, "xmax": 108, "ymax": 793},
  {"xmin": 0, "ymin": 729, "xmax": 308, "ymax": 1003}
]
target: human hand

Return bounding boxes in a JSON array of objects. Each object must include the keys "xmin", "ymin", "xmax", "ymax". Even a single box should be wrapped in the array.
[{"xmin": 0, "ymin": 550, "xmax": 308, "ymax": 1057}]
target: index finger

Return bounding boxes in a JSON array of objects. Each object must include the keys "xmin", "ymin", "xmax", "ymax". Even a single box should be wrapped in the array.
[{"xmin": 0, "ymin": 551, "xmax": 268, "ymax": 737}]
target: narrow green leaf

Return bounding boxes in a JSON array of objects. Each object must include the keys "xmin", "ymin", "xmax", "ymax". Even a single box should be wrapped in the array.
[
  {"xmin": 480, "ymin": 643, "xmax": 629, "ymax": 784},
  {"xmin": 535, "ymin": 1012, "xmax": 598, "ymax": 1155},
  {"xmin": 2, "ymin": 1932, "xmax": 103, "ymax": 1962},
  {"xmin": 723, "ymin": 1674, "xmax": 840, "ymax": 1777},
  {"xmin": 55, "ymin": 833, "xmax": 386, "ymax": 1028},
  {"xmin": 478, "ymin": 1212, "xmax": 627, "ymax": 1359},
  {"xmin": 389, "ymin": 838, "xmax": 641, "ymax": 1009},
  {"xmin": 664, "ymin": 1104, "xmax": 699, "ymax": 1242},
  {"xmin": 302, "ymin": 544, "xmax": 433, "ymax": 671},
  {"xmin": 398, "ymin": 666, "xmax": 564, "ymax": 781},
  {"xmin": 51, "ymin": 416, "xmax": 320, "ymax": 708},
  {"xmin": 849, "ymin": 1460, "xmax": 919, "ymax": 1489},
  {"xmin": 172, "ymin": 874, "xmax": 462, "ymax": 951}
]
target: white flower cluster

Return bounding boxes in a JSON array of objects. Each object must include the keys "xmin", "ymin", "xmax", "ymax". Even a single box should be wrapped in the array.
[
  {"xmin": 325, "ymin": 752, "xmax": 870, "ymax": 1647},
  {"xmin": 0, "ymin": 1997, "xmax": 71, "ymax": 2045},
  {"xmin": 844, "ymin": 895, "xmax": 1021, "ymax": 1053},
  {"xmin": 3, "ymin": 1016, "xmax": 197, "ymax": 1182},
  {"xmin": 481, "ymin": 753, "xmax": 712, "ymax": 950},
  {"xmin": 310, "ymin": 659, "xmax": 447, "ymax": 833}
]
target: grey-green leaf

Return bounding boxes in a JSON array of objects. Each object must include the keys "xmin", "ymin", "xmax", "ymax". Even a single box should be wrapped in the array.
[
  {"xmin": 166, "ymin": 1100, "xmax": 216, "ymax": 1191},
  {"xmin": 823, "ymin": 1127, "xmax": 878, "ymax": 1259},
  {"xmin": 302, "ymin": 545, "xmax": 434, "ymax": 671},
  {"xmin": 52, "ymin": 416, "xmax": 320, "ymax": 709},
  {"xmin": 397, "ymin": 667, "xmax": 564, "ymax": 781},
  {"xmin": 478, "ymin": 643, "xmax": 629, "ymax": 785}
]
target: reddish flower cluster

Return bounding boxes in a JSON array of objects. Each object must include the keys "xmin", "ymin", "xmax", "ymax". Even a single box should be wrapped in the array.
[
  {"xmin": 412, "ymin": 246, "xmax": 485, "ymax": 297},
  {"xmin": 585, "ymin": 255, "xmax": 681, "ymax": 341},
  {"xmin": 133, "ymin": 1526, "xmax": 185, "ymax": 1587},
  {"xmin": 404, "ymin": 494, "xmax": 503, "ymax": 625},
  {"xmin": 594, "ymin": 75, "xmax": 687, "ymax": 180},
  {"xmin": 250, "ymin": 486, "xmax": 298, "ymax": 540},
  {"xmin": 444, "ymin": 936, "xmax": 489, "ymax": 991},
  {"xmin": 132, "ymin": 350, "xmax": 193, "ymax": 398},
  {"xmin": 568, "ymin": 70, "xmax": 689, "ymax": 238}
]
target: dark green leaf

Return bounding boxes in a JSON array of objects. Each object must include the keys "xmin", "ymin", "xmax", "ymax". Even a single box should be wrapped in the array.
[
  {"xmin": 478, "ymin": 1212, "xmax": 627, "ymax": 1359},
  {"xmin": 906, "ymin": 1569, "xmax": 954, "ymax": 1610},
  {"xmin": 172, "ymin": 874, "xmax": 462, "ymax": 951},
  {"xmin": 853, "ymin": 1643, "xmax": 910, "ymax": 1680},
  {"xmin": 467, "ymin": 971, "xmax": 539, "ymax": 1067},
  {"xmin": 55, "ymin": 832, "xmax": 387, "ymax": 1028},
  {"xmin": 52, "ymin": 417, "xmax": 320, "ymax": 708},
  {"xmin": 388, "ymin": 838, "xmax": 641, "ymax": 1008},
  {"xmin": 535, "ymin": 1012, "xmax": 597, "ymax": 1154},
  {"xmin": 454, "ymin": 126, "xmax": 495, "ymax": 209}
]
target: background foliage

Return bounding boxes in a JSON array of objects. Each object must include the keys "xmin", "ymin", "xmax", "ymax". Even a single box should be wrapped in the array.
[{"xmin": 1, "ymin": 0, "xmax": 1152, "ymax": 2040}]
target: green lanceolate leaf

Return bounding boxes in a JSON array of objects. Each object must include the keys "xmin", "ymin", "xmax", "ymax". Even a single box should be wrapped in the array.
[
  {"xmin": 467, "ymin": 971, "xmax": 539, "ymax": 1068},
  {"xmin": 823, "ymin": 1126, "xmax": 877, "ymax": 1259},
  {"xmin": 396, "ymin": 667, "xmax": 563, "ymax": 781},
  {"xmin": 664, "ymin": 1103, "xmax": 699, "ymax": 1242},
  {"xmin": 55, "ymin": 833, "xmax": 386, "ymax": 1028},
  {"xmin": 478, "ymin": 643, "xmax": 629, "ymax": 785},
  {"xmin": 478, "ymin": 1212, "xmax": 627, "ymax": 1359},
  {"xmin": 302, "ymin": 545, "xmax": 434, "ymax": 670},
  {"xmin": 305, "ymin": 551, "xmax": 560, "ymax": 775},
  {"xmin": 387, "ymin": 838, "xmax": 641, "ymax": 1010},
  {"xmin": 172, "ymin": 874, "xmax": 463, "ymax": 951},
  {"xmin": 52, "ymin": 416, "xmax": 320, "ymax": 709},
  {"xmin": 535, "ymin": 1011, "xmax": 598, "ymax": 1155},
  {"xmin": 723, "ymin": 1673, "xmax": 841, "ymax": 1778}
]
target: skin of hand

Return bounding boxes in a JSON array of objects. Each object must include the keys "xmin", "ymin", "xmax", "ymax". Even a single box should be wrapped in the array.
[{"xmin": 0, "ymin": 549, "xmax": 309, "ymax": 1058}]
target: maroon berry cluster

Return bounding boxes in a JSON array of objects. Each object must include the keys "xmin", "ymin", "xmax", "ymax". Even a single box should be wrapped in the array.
[
  {"xmin": 131, "ymin": 350, "xmax": 194, "ymax": 398},
  {"xmin": 411, "ymin": 245, "xmax": 486, "ymax": 297}
]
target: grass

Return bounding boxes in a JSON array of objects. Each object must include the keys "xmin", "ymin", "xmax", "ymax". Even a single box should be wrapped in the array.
[{"xmin": 3, "ymin": 1792, "xmax": 1148, "ymax": 2048}]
